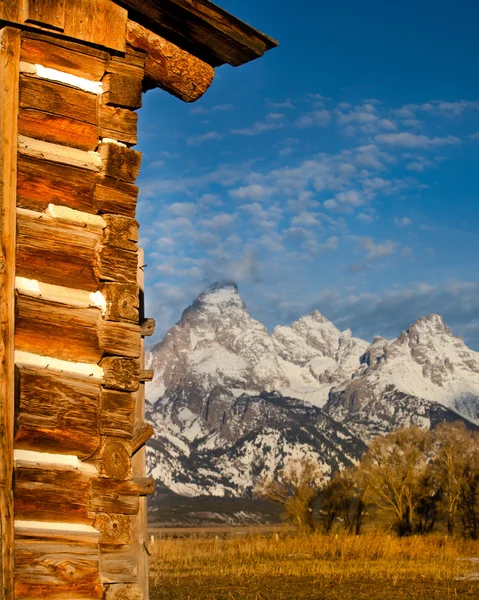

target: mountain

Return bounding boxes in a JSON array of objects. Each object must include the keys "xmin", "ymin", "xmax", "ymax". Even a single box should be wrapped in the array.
[
  {"xmin": 326, "ymin": 314, "xmax": 479, "ymax": 440},
  {"xmin": 146, "ymin": 283, "xmax": 479, "ymax": 499}
]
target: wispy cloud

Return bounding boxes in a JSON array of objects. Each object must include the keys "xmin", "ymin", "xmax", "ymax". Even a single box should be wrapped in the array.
[{"xmin": 187, "ymin": 131, "xmax": 223, "ymax": 146}]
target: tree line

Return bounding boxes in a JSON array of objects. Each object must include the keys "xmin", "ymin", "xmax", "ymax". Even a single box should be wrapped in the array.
[{"xmin": 257, "ymin": 422, "xmax": 479, "ymax": 538}]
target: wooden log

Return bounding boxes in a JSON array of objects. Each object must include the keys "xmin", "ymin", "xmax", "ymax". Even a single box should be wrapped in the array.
[
  {"xmin": 103, "ymin": 214, "xmax": 139, "ymax": 252},
  {"xmin": 18, "ymin": 135, "xmax": 101, "ymax": 171},
  {"xmin": 102, "ymin": 73, "xmax": 142, "ymax": 110},
  {"xmin": 99, "ymin": 104, "xmax": 138, "ymax": 146},
  {"xmin": 24, "ymin": 0, "xmax": 66, "ymax": 31},
  {"xmin": 88, "ymin": 479, "xmax": 139, "ymax": 515},
  {"xmin": 100, "ymin": 357, "xmax": 140, "ymax": 392},
  {"xmin": 15, "ymin": 294, "xmax": 103, "ymax": 364},
  {"xmin": 130, "ymin": 423, "xmax": 154, "ymax": 456},
  {"xmin": 93, "ymin": 513, "xmax": 132, "ymax": 545},
  {"xmin": 16, "ymin": 207, "xmax": 101, "ymax": 291},
  {"xmin": 104, "ymin": 583, "xmax": 143, "ymax": 600},
  {"xmin": 21, "ymin": 31, "xmax": 109, "ymax": 81},
  {"xmin": 99, "ymin": 143, "xmax": 142, "ymax": 183},
  {"xmin": 15, "ymin": 522, "xmax": 100, "ymax": 545},
  {"xmin": 14, "ymin": 366, "xmax": 101, "ymax": 458},
  {"xmin": 140, "ymin": 318, "xmax": 155, "ymax": 337},
  {"xmin": 15, "ymin": 537, "xmax": 103, "ymax": 600},
  {"xmin": 14, "ymin": 463, "xmax": 95, "ymax": 524},
  {"xmin": 95, "ymin": 177, "xmax": 138, "ymax": 218},
  {"xmin": 0, "ymin": 26, "xmax": 20, "ymax": 600},
  {"xmin": 139, "ymin": 370, "xmax": 154, "ymax": 382},
  {"xmin": 99, "ymin": 321, "xmax": 141, "ymax": 358},
  {"xmin": 119, "ymin": 0, "xmax": 277, "ymax": 67},
  {"xmin": 100, "ymin": 246, "xmax": 138, "ymax": 284},
  {"xmin": 100, "ymin": 283, "xmax": 139, "ymax": 323},
  {"xmin": 132, "ymin": 248, "xmax": 149, "ymax": 598},
  {"xmin": 126, "ymin": 20, "xmax": 214, "ymax": 103},
  {"xmin": 20, "ymin": 74, "xmax": 98, "ymax": 123},
  {"xmin": 18, "ymin": 108, "xmax": 99, "ymax": 151},
  {"xmin": 88, "ymin": 437, "xmax": 132, "ymax": 481},
  {"xmin": 63, "ymin": 0, "xmax": 127, "ymax": 53},
  {"xmin": 17, "ymin": 155, "xmax": 98, "ymax": 214},
  {"xmin": 133, "ymin": 478, "xmax": 155, "ymax": 496},
  {"xmin": 100, "ymin": 545, "xmax": 137, "ymax": 584},
  {"xmin": 100, "ymin": 389, "xmax": 136, "ymax": 439}
]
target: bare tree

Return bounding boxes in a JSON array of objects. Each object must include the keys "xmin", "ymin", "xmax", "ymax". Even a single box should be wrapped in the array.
[
  {"xmin": 257, "ymin": 457, "xmax": 322, "ymax": 533},
  {"xmin": 358, "ymin": 427, "xmax": 432, "ymax": 536},
  {"xmin": 319, "ymin": 467, "xmax": 365, "ymax": 534},
  {"xmin": 430, "ymin": 422, "xmax": 479, "ymax": 535}
]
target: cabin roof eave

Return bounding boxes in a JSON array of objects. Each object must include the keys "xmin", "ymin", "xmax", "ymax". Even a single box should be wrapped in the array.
[{"xmin": 118, "ymin": 0, "xmax": 279, "ymax": 67}]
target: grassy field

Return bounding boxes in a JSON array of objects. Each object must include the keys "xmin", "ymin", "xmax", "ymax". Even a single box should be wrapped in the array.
[{"xmin": 149, "ymin": 531, "xmax": 479, "ymax": 599}]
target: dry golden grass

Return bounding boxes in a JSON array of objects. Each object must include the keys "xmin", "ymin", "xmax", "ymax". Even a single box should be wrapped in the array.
[{"xmin": 149, "ymin": 531, "xmax": 479, "ymax": 599}]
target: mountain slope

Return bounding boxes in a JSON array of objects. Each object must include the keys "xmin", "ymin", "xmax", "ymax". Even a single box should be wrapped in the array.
[{"xmin": 146, "ymin": 284, "xmax": 479, "ymax": 498}]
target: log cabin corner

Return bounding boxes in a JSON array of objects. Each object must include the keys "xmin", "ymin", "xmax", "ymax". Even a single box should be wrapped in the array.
[{"xmin": 0, "ymin": 1, "xmax": 277, "ymax": 598}]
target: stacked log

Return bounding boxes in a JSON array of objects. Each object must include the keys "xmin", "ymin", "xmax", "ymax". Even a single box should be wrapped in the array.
[{"xmin": 12, "ymin": 30, "xmax": 155, "ymax": 600}]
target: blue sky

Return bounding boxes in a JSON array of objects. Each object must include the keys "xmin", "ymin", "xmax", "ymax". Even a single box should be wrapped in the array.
[{"xmin": 136, "ymin": 0, "xmax": 479, "ymax": 349}]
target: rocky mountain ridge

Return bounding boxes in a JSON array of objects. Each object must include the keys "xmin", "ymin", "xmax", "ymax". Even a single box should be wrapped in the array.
[{"xmin": 146, "ymin": 283, "xmax": 479, "ymax": 497}]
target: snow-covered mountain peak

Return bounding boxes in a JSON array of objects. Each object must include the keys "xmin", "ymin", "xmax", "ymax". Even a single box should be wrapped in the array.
[{"xmin": 191, "ymin": 282, "xmax": 243, "ymax": 311}]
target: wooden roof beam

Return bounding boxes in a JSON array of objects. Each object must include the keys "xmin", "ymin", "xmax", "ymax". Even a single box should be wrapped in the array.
[
  {"xmin": 120, "ymin": 0, "xmax": 279, "ymax": 67},
  {"xmin": 126, "ymin": 20, "xmax": 214, "ymax": 103}
]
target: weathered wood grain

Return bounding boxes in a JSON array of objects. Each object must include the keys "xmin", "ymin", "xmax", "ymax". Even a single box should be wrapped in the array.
[
  {"xmin": 127, "ymin": 20, "xmax": 214, "ymax": 102},
  {"xmin": 100, "ymin": 357, "xmax": 140, "ymax": 392},
  {"xmin": 16, "ymin": 208, "xmax": 101, "ymax": 291},
  {"xmin": 17, "ymin": 155, "xmax": 98, "ymax": 213},
  {"xmin": 0, "ymin": 26, "xmax": 20, "ymax": 600},
  {"xmin": 88, "ymin": 437, "xmax": 132, "ymax": 481},
  {"xmin": 130, "ymin": 422, "xmax": 154, "ymax": 456},
  {"xmin": 14, "ymin": 366, "xmax": 101, "ymax": 457},
  {"xmin": 119, "ymin": 0, "xmax": 277, "ymax": 67},
  {"xmin": 99, "ymin": 104, "xmax": 138, "ymax": 146},
  {"xmin": 14, "ymin": 463, "xmax": 95, "ymax": 524},
  {"xmin": 100, "ymin": 246, "xmax": 139, "ymax": 284},
  {"xmin": 63, "ymin": 0, "xmax": 127, "ymax": 53},
  {"xmin": 15, "ymin": 294, "xmax": 103, "ymax": 364},
  {"xmin": 99, "ymin": 321, "xmax": 141, "ymax": 358},
  {"xmin": 24, "ymin": 0, "xmax": 66, "ymax": 31},
  {"xmin": 140, "ymin": 318, "xmax": 155, "ymax": 337},
  {"xmin": 104, "ymin": 583, "xmax": 143, "ymax": 600},
  {"xmin": 100, "ymin": 545, "xmax": 137, "ymax": 584},
  {"xmin": 18, "ymin": 108, "xmax": 99, "ymax": 151},
  {"xmin": 133, "ymin": 477, "xmax": 155, "ymax": 496},
  {"xmin": 93, "ymin": 513, "xmax": 132, "ymax": 545},
  {"xmin": 99, "ymin": 143, "xmax": 142, "ymax": 183},
  {"xmin": 18, "ymin": 135, "xmax": 101, "ymax": 171},
  {"xmin": 15, "ymin": 536, "xmax": 103, "ymax": 599},
  {"xmin": 20, "ymin": 74, "xmax": 97, "ymax": 123},
  {"xmin": 95, "ymin": 177, "xmax": 138, "ymax": 218},
  {"xmin": 102, "ymin": 73, "xmax": 142, "ymax": 109},
  {"xmin": 100, "ymin": 389, "xmax": 135, "ymax": 439},
  {"xmin": 88, "ymin": 479, "xmax": 139, "ymax": 515},
  {"xmin": 103, "ymin": 214, "xmax": 139, "ymax": 252},
  {"xmin": 21, "ymin": 31, "xmax": 108, "ymax": 81},
  {"xmin": 100, "ymin": 283, "xmax": 139, "ymax": 323}
]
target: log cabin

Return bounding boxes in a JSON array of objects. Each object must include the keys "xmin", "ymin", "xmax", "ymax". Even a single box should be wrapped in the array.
[{"xmin": 0, "ymin": 1, "xmax": 277, "ymax": 598}]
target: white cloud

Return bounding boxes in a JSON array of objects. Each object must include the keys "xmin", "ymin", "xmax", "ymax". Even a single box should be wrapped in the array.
[
  {"xmin": 359, "ymin": 237, "xmax": 397, "ymax": 260},
  {"xmin": 187, "ymin": 131, "xmax": 223, "ymax": 145},
  {"xmin": 294, "ymin": 110, "xmax": 331, "ymax": 128},
  {"xmin": 394, "ymin": 216, "xmax": 412, "ymax": 227},
  {"xmin": 376, "ymin": 132, "xmax": 460, "ymax": 148},
  {"xmin": 291, "ymin": 211, "xmax": 320, "ymax": 227},
  {"xmin": 190, "ymin": 104, "xmax": 234, "ymax": 115},
  {"xmin": 232, "ymin": 113, "xmax": 285, "ymax": 136},
  {"xmin": 357, "ymin": 212, "xmax": 374, "ymax": 223},
  {"xmin": 167, "ymin": 202, "xmax": 197, "ymax": 217},
  {"xmin": 229, "ymin": 184, "xmax": 272, "ymax": 202}
]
